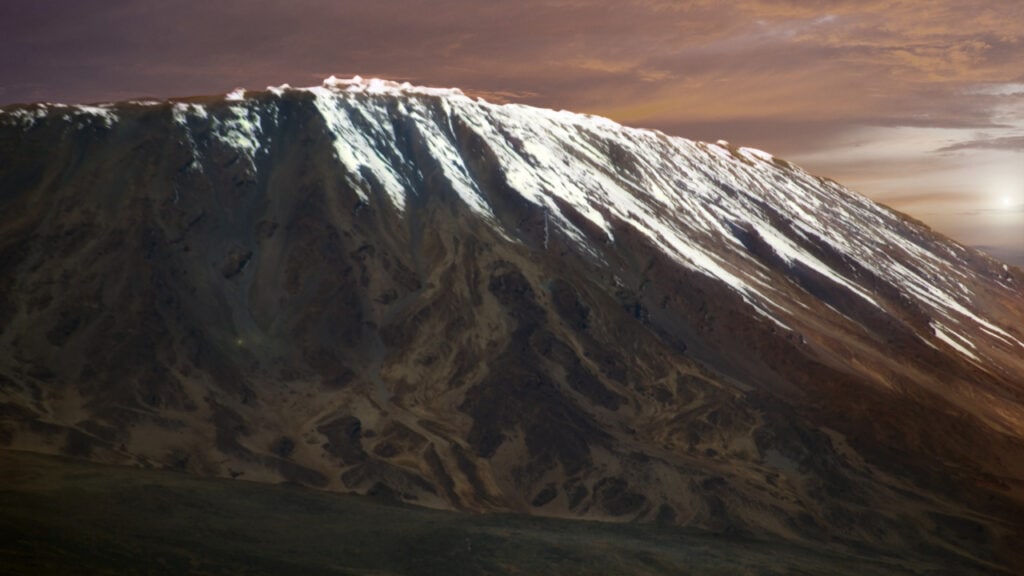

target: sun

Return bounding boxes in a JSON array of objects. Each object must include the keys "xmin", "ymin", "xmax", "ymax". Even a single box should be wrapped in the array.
[
  {"xmin": 986, "ymin": 170, "xmax": 1022, "ymax": 210},
  {"xmin": 1000, "ymin": 193, "xmax": 1022, "ymax": 210}
]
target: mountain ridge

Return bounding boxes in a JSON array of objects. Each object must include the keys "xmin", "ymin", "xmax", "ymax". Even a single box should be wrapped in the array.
[{"xmin": 2, "ymin": 77, "xmax": 1023, "ymax": 571}]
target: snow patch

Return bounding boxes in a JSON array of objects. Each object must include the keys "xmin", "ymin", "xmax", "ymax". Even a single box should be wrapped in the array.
[
  {"xmin": 266, "ymin": 84, "xmax": 292, "ymax": 96},
  {"xmin": 309, "ymin": 87, "xmax": 407, "ymax": 207},
  {"xmin": 932, "ymin": 322, "xmax": 981, "ymax": 362},
  {"xmin": 2, "ymin": 106, "xmax": 50, "ymax": 128},
  {"xmin": 171, "ymin": 102, "xmax": 209, "ymax": 125},
  {"xmin": 52, "ymin": 77, "xmax": 1014, "ymax": 355},
  {"xmin": 739, "ymin": 147, "xmax": 775, "ymax": 163},
  {"xmin": 210, "ymin": 105, "xmax": 263, "ymax": 171},
  {"xmin": 321, "ymin": 75, "xmax": 466, "ymax": 98},
  {"xmin": 70, "ymin": 105, "xmax": 118, "ymax": 128}
]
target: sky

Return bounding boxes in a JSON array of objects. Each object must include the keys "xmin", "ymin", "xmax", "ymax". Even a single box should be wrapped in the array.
[{"xmin": 2, "ymin": 1, "xmax": 1022, "ymax": 265}]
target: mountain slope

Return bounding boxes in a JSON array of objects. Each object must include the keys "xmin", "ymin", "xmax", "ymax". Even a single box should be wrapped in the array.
[
  {"xmin": 1, "ymin": 77, "xmax": 1023, "ymax": 570},
  {"xmin": 0, "ymin": 449, "xmax": 973, "ymax": 576}
]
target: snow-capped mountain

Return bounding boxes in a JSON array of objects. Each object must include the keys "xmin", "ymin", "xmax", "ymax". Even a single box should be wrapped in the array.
[{"xmin": 2, "ymin": 77, "xmax": 1023, "ymax": 571}]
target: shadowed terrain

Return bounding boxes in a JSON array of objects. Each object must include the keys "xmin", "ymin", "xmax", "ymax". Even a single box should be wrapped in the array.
[
  {"xmin": 1, "ymin": 79, "xmax": 1023, "ymax": 572},
  {"xmin": 0, "ymin": 450, "xmax": 993, "ymax": 575}
]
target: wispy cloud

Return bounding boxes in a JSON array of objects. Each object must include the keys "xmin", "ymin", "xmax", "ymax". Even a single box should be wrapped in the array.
[{"xmin": 936, "ymin": 135, "xmax": 1024, "ymax": 152}]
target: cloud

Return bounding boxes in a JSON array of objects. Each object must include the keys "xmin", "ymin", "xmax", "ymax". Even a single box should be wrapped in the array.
[
  {"xmin": 460, "ymin": 88, "xmax": 541, "ymax": 103},
  {"xmin": 880, "ymin": 191, "xmax": 985, "ymax": 207},
  {"xmin": 936, "ymin": 135, "xmax": 1024, "ymax": 152},
  {"xmin": 960, "ymin": 203, "xmax": 1024, "ymax": 215},
  {"xmin": 973, "ymin": 245, "xmax": 1024, "ymax": 266}
]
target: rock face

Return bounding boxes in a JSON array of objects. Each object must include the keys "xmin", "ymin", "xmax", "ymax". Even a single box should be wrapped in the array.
[{"xmin": 2, "ymin": 77, "xmax": 1023, "ymax": 570}]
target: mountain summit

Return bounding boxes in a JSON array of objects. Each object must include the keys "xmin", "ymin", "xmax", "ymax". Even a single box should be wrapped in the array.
[{"xmin": 2, "ymin": 77, "xmax": 1023, "ymax": 571}]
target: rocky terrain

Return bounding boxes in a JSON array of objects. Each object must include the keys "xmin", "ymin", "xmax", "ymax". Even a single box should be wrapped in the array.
[{"xmin": 1, "ymin": 77, "xmax": 1023, "ymax": 571}]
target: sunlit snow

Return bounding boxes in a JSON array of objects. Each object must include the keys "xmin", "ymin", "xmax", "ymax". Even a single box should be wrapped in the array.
[{"xmin": 3, "ymin": 76, "xmax": 1019, "ymax": 363}]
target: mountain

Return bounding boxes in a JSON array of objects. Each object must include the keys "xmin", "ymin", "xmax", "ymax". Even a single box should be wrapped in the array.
[{"xmin": 2, "ymin": 76, "xmax": 1023, "ymax": 572}]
